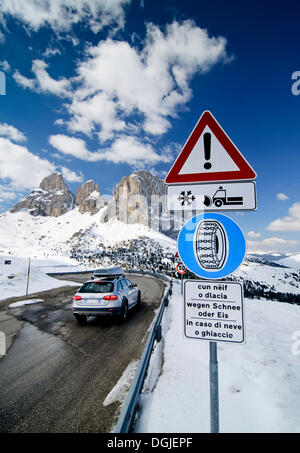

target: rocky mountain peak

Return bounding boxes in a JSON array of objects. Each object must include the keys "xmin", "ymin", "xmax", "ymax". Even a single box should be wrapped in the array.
[
  {"xmin": 10, "ymin": 172, "xmax": 75, "ymax": 217},
  {"xmin": 106, "ymin": 170, "xmax": 166, "ymax": 226},
  {"xmin": 75, "ymin": 180, "xmax": 104, "ymax": 215},
  {"xmin": 39, "ymin": 172, "xmax": 69, "ymax": 192}
]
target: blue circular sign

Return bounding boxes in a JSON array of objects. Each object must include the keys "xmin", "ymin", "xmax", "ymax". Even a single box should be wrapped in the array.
[{"xmin": 178, "ymin": 213, "xmax": 246, "ymax": 279}]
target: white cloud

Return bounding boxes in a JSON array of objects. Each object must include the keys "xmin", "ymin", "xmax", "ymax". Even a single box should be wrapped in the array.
[
  {"xmin": 14, "ymin": 20, "xmax": 227, "ymax": 142},
  {"xmin": 49, "ymin": 133, "xmax": 171, "ymax": 167},
  {"xmin": 99, "ymin": 136, "xmax": 171, "ymax": 166},
  {"xmin": 49, "ymin": 134, "xmax": 98, "ymax": 161},
  {"xmin": 0, "ymin": 122, "xmax": 26, "ymax": 142},
  {"xmin": 0, "ymin": 0, "xmax": 131, "ymax": 34},
  {"xmin": 54, "ymin": 118, "xmax": 65, "ymax": 126},
  {"xmin": 13, "ymin": 60, "xmax": 71, "ymax": 98},
  {"xmin": 0, "ymin": 60, "xmax": 10, "ymax": 72},
  {"xmin": 247, "ymin": 236, "xmax": 300, "ymax": 254},
  {"xmin": 247, "ymin": 231, "xmax": 261, "ymax": 239},
  {"xmin": 13, "ymin": 70, "xmax": 36, "ymax": 90},
  {"xmin": 60, "ymin": 166, "xmax": 83, "ymax": 183},
  {"xmin": 0, "ymin": 30, "xmax": 5, "ymax": 44},
  {"xmin": 51, "ymin": 152, "xmax": 71, "ymax": 162},
  {"xmin": 0, "ymin": 186, "xmax": 17, "ymax": 203},
  {"xmin": 65, "ymin": 20, "xmax": 228, "ymax": 141},
  {"xmin": 67, "ymin": 91, "xmax": 125, "ymax": 141},
  {"xmin": 0, "ymin": 135, "xmax": 83, "ymax": 209},
  {"xmin": 0, "ymin": 137, "xmax": 55, "ymax": 190},
  {"xmin": 277, "ymin": 193, "xmax": 289, "ymax": 201},
  {"xmin": 43, "ymin": 47, "xmax": 61, "ymax": 58},
  {"xmin": 12, "ymin": 19, "xmax": 229, "ymax": 171},
  {"xmin": 267, "ymin": 202, "xmax": 300, "ymax": 231}
]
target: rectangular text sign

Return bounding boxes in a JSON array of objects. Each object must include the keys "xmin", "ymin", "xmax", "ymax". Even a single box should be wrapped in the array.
[
  {"xmin": 184, "ymin": 280, "xmax": 245, "ymax": 343},
  {"xmin": 167, "ymin": 181, "xmax": 256, "ymax": 211}
]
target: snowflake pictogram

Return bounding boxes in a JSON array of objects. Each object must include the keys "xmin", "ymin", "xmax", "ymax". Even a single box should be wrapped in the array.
[{"xmin": 178, "ymin": 190, "xmax": 195, "ymax": 206}]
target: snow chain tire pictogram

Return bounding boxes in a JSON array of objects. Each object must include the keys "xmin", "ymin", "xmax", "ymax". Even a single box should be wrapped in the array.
[{"xmin": 195, "ymin": 220, "xmax": 227, "ymax": 270}]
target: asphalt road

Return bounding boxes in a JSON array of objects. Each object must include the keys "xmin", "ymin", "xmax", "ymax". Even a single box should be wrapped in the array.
[{"xmin": 0, "ymin": 273, "xmax": 165, "ymax": 433}]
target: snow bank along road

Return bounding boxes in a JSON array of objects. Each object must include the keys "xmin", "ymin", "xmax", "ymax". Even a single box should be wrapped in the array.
[{"xmin": 0, "ymin": 273, "xmax": 165, "ymax": 433}]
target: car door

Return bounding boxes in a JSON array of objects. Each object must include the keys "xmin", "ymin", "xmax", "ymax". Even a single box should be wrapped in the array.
[
  {"xmin": 125, "ymin": 278, "xmax": 137, "ymax": 308},
  {"xmin": 116, "ymin": 279, "xmax": 124, "ymax": 303},
  {"xmin": 120, "ymin": 279, "xmax": 130, "ymax": 307}
]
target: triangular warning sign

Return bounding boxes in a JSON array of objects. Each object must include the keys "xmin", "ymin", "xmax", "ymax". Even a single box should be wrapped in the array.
[{"xmin": 165, "ymin": 111, "xmax": 256, "ymax": 184}]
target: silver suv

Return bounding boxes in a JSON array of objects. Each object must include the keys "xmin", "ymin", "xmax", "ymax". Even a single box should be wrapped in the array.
[{"xmin": 72, "ymin": 268, "xmax": 141, "ymax": 323}]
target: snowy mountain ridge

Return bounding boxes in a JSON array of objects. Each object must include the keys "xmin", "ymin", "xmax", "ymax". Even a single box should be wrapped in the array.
[{"xmin": 2, "ymin": 171, "xmax": 300, "ymax": 305}]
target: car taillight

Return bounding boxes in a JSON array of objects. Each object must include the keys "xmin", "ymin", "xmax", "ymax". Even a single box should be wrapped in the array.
[
  {"xmin": 73, "ymin": 295, "xmax": 82, "ymax": 301},
  {"xmin": 103, "ymin": 295, "xmax": 118, "ymax": 301}
]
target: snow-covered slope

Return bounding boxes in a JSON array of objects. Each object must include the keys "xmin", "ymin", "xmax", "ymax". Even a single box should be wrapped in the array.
[
  {"xmin": 0, "ymin": 256, "xmax": 79, "ymax": 301},
  {"xmin": 136, "ymin": 282, "xmax": 300, "ymax": 433},
  {"xmin": 278, "ymin": 254, "xmax": 300, "ymax": 268},
  {"xmin": 0, "ymin": 208, "xmax": 176, "ymax": 263},
  {"xmin": 235, "ymin": 261, "xmax": 300, "ymax": 295}
]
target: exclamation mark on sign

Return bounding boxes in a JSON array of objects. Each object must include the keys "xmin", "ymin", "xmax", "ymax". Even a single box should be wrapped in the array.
[{"xmin": 203, "ymin": 132, "xmax": 212, "ymax": 170}]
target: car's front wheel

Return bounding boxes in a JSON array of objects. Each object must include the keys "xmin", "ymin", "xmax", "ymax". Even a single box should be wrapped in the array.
[{"xmin": 136, "ymin": 291, "xmax": 141, "ymax": 308}]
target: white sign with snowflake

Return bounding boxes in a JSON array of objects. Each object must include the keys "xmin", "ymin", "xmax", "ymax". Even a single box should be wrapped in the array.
[{"xmin": 166, "ymin": 181, "xmax": 256, "ymax": 212}]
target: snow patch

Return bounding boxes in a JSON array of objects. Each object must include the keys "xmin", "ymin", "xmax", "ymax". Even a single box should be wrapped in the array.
[
  {"xmin": 9, "ymin": 299, "xmax": 43, "ymax": 308},
  {"xmin": 103, "ymin": 360, "xmax": 139, "ymax": 407}
]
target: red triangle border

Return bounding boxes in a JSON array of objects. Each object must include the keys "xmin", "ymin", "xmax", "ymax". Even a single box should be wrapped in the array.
[{"xmin": 165, "ymin": 111, "xmax": 256, "ymax": 184}]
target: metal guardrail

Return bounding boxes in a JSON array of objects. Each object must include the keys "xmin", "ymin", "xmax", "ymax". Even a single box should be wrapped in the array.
[
  {"xmin": 126, "ymin": 269, "xmax": 171, "ymax": 283},
  {"xmin": 114, "ymin": 273, "xmax": 172, "ymax": 433}
]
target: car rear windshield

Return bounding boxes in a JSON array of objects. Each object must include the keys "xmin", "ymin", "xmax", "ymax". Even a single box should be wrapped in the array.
[{"xmin": 78, "ymin": 281, "xmax": 114, "ymax": 293}]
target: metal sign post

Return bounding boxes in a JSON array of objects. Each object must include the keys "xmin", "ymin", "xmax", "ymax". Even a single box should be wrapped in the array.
[
  {"xmin": 165, "ymin": 110, "xmax": 257, "ymax": 434},
  {"xmin": 25, "ymin": 257, "xmax": 31, "ymax": 299},
  {"xmin": 183, "ymin": 278, "xmax": 245, "ymax": 433},
  {"xmin": 209, "ymin": 341, "xmax": 219, "ymax": 433}
]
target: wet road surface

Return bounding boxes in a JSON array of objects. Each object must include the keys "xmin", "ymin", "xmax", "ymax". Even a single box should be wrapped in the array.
[{"xmin": 0, "ymin": 273, "xmax": 165, "ymax": 433}]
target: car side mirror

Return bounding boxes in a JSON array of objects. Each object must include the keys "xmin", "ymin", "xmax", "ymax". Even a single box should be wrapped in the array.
[{"xmin": 131, "ymin": 283, "xmax": 137, "ymax": 287}]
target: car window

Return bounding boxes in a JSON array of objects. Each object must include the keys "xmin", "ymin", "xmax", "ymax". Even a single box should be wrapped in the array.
[
  {"xmin": 121, "ymin": 279, "xmax": 129, "ymax": 289},
  {"xmin": 125, "ymin": 279, "xmax": 132, "ymax": 287},
  {"xmin": 117, "ymin": 280, "xmax": 123, "ymax": 291},
  {"xmin": 79, "ymin": 281, "xmax": 114, "ymax": 293}
]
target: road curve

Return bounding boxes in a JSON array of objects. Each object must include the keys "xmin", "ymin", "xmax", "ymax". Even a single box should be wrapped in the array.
[{"xmin": 0, "ymin": 273, "xmax": 165, "ymax": 433}]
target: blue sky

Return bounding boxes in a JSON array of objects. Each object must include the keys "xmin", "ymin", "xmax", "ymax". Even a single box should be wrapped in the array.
[{"xmin": 0, "ymin": 0, "xmax": 300, "ymax": 254}]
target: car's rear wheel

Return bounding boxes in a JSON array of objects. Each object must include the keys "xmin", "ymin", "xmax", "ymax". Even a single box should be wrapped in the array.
[
  {"xmin": 74, "ymin": 313, "xmax": 87, "ymax": 324},
  {"xmin": 118, "ymin": 301, "xmax": 128, "ymax": 323}
]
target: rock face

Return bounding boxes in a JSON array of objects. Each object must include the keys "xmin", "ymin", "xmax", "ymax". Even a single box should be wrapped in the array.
[
  {"xmin": 9, "ymin": 170, "xmax": 185, "ymax": 236},
  {"xmin": 10, "ymin": 173, "xmax": 75, "ymax": 217},
  {"xmin": 75, "ymin": 180, "xmax": 104, "ymax": 215},
  {"xmin": 106, "ymin": 170, "xmax": 167, "ymax": 229},
  {"xmin": 105, "ymin": 170, "xmax": 191, "ymax": 235}
]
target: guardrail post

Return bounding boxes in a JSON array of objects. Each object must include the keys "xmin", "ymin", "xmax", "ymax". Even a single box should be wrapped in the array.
[{"xmin": 155, "ymin": 325, "xmax": 162, "ymax": 342}]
